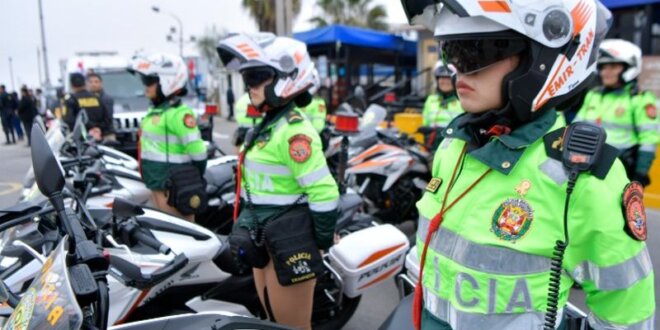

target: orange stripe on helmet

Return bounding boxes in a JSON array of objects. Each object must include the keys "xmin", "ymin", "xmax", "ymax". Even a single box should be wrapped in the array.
[
  {"xmin": 571, "ymin": 0, "xmax": 592, "ymax": 37},
  {"xmin": 478, "ymin": 1, "xmax": 511, "ymax": 13},
  {"xmin": 294, "ymin": 51, "xmax": 305, "ymax": 65},
  {"xmin": 534, "ymin": 55, "xmax": 569, "ymax": 111}
]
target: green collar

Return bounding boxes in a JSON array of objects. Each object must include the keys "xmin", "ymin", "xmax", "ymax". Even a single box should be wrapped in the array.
[{"xmin": 442, "ymin": 109, "xmax": 558, "ymax": 174}]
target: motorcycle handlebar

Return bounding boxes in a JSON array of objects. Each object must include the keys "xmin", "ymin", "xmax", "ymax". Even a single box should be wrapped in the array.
[
  {"xmin": 110, "ymin": 253, "xmax": 188, "ymax": 290},
  {"xmin": 130, "ymin": 228, "xmax": 171, "ymax": 255}
]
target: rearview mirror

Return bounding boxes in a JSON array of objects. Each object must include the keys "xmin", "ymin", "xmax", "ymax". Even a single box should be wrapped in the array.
[{"xmin": 31, "ymin": 123, "xmax": 65, "ymax": 198}]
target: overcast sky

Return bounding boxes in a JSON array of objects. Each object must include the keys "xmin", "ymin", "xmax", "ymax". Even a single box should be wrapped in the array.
[{"xmin": 0, "ymin": 0, "xmax": 408, "ymax": 89}]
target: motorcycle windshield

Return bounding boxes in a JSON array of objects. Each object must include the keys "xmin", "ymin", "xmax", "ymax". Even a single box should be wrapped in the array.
[{"xmin": 3, "ymin": 238, "xmax": 83, "ymax": 330}]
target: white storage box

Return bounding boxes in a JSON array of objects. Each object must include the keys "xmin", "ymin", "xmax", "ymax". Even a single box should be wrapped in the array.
[{"xmin": 329, "ymin": 224, "xmax": 409, "ymax": 298}]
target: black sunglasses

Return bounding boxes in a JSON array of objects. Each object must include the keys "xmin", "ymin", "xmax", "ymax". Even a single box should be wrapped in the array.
[
  {"xmin": 140, "ymin": 75, "xmax": 160, "ymax": 87},
  {"xmin": 241, "ymin": 68, "xmax": 276, "ymax": 88},
  {"xmin": 441, "ymin": 38, "xmax": 528, "ymax": 74}
]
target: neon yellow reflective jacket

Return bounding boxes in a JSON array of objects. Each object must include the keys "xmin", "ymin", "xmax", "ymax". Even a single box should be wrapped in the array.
[
  {"xmin": 236, "ymin": 105, "xmax": 339, "ymax": 249},
  {"xmin": 235, "ymin": 93, "xmax": 263, "ymax": 127},
  {"xmin": 139, "ymin": 101, "xmax": 207, "ymax": 190},
  {"xmin": 575, "ymin": 83, "xmax": 659, "ymax": 174},
  {"xmin": 422, "ymin": 93, "xmax": 464, "ymax": 128},
  {"xmin": 416, "ymin": 110, "xmax": 654, "ymax": 329},
  {"xmin": 297, "ymin": 96, "xmax": 327, "ymax": 133}
]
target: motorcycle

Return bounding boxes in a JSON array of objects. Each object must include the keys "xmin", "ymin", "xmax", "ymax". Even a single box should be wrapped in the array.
[
  {"xmin": 0, "ymin": 136, "xmax": 389, "ymax": 329},
  {"xmin": 345, "ymin": 129, "xmax": 430, "ymax": 226}
]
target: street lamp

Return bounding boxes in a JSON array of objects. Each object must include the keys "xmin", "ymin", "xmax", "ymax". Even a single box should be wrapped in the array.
[{"xmin": 151, "ymin": 6, "xmax": 183, "ymax": 57}]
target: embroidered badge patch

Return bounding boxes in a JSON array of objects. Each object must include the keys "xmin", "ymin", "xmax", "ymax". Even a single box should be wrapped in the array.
[
  {"xmin": 151, "ymin": 115, "xmax": 161, "ymax": 125},
  {"xmin": 184, "ymin": 114, "xmax": 197, "ymax": 128},
  {"xmin": 645, "ymin": 104, "xmax": 657, "ymax": 119},
  {"xmin": 615, "ymin": 107, "xmax": 625, "ymax": 117},
  {"xmin": 426, "ymin": 178, "xmax": 443, "ymax": 193},
  {"xmin": 622, "ymin": 182, "xmax": 647, "ymax": 241},
  {"xmin": 289, "ymin": 134, "xmax": 312, "ymax": 163},
  {"xmin": 492, "ymin": 198, "xmax": 534, "ymax": 242}
]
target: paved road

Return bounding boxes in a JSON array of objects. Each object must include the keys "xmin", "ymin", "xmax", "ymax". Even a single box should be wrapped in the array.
[{"xmin": 0, "ymin": 117, "xmax": 658, "ymax": 329}]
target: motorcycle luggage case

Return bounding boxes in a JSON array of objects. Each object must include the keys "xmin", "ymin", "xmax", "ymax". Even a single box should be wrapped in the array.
[{"xmin": 329, "ymin": 224, "xmax": 409, "ymax": 298}]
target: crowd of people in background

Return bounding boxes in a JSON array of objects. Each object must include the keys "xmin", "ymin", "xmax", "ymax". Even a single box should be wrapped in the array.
[{"xmin": 0, "ymin": 84, "xmax": 44, "ymax": 146}]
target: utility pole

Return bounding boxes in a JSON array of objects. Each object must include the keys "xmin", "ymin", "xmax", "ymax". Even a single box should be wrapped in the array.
[
  {"xmin": 284, "ymin": 0, "xmax": 293, "ymax": 36},
  {"xmin": 276, "ymin": 0, "xmax": 285, "ymax": 36},
  {"xmin": 37, "ymin": 0, "xmax": 51, "ymax": 88},
  {"xmin": 37, "ymin": 47, "xmax": 43, "ymax": 86},
  {"xmin": 152, "ymin": 6, "xmax": 184, "ymax": 57}
]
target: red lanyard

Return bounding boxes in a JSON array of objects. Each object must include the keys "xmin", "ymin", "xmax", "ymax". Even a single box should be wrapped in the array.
[
  {"xmin": 233, "ymin": 151, "xmax": 246, "ymax": 222},
  {"xmin": 413, "ymin": 145, "xmax": 493, "ymax": 329}
]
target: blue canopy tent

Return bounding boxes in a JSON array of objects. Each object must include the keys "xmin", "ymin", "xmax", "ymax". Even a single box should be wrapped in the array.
[
  {"xmin": 293, "ymin": 25, "xmax": 418, "ymax": 109},
  {"xmin": 601, "ymin": 0, "xmax": 659, "ymax": 9}
]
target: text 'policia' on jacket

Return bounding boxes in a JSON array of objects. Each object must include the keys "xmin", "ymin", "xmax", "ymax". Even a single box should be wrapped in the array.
[
  {"xmin": 575, "ymin": 83, "xmax": 660, "ymax": 176},
  {"xmin": 62, "ymin": 90, "xmax": 113, "ymax": 134},
  {"xmin": 236, "ymin": 105, "xmax": 339, "ymax": 249},
  {"xmin": 416, "ymin": 110, "xmax": 654, "ymax": 329},
  {"xmin": 139, "ymin": 101, "xmax": 207, "ymax": 190}
]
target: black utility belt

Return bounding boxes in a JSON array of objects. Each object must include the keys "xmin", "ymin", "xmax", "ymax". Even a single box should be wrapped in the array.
[{"xmin": 229, "ymin": 206, "xmax": 323, "ymax": 286}]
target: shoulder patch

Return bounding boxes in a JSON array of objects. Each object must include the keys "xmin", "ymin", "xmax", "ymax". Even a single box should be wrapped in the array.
[
  {"xmin": 645, "ymin": 104, "xmax": 657, "ymax": 119},
  {"xmin": 287, "ymin": 110, "xmax": 304, "ymax": 124},
  {"xmin": 622, "ymin": 182, "xmax": 647, "ymax": 241},
  {"xmin": 543, "ymin": 127, "xmax": 565, "ymax": 161},
  {"xmin": 288, "ymin": 134, "xmax": 312, "ymax": 163},
  {"xmin": 184, "ymin": 113, "xmax": 197, "ymax": 128}
]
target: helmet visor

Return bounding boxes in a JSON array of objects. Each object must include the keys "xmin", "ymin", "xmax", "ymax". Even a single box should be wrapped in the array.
[
  {"xmin": 140, "ymin": 75, "xmax": 159, "ymax": 87},
  {"xmin": 441, "ymin": 38, "xmax": 527, "ymax": 75},
  {"xmin": 242, "ymin": 67, "xmax": 276, "ymax": 88}
]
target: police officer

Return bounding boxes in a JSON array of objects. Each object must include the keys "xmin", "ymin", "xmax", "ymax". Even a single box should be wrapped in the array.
[
  {"xmin": 129, "ymin": 53, "xmax": 207, "ymax": 222},
  {"xmin": 297, "ymin": 69, "xmax": 327, "ymax": 134},
  {"xmin": 86, "ymin": 73, "xmax": 116, "ymax": 141},
  {"xmin": 232, "ymin": 93, "xmax": 263, "ymax": 147},
  {"xmin": 62, "ymin": 73, "xmax": 112, "ymax": 141},
  {"xmin": 575, "ymin": 39, "xmax": 659, "ymax": 186},
  {"xmin": 0, "ymin": 85, "xmax": 16, "ymax": 145},
  {"xmin": 420, "ymin": 62, "xmax": 463, "ymax": 150},
  {"xmin": 218, "ymin": 34, "xmax": 339, "ymax": 330},
  {"xmin": 403, "ymin": 1, "xmax": 654, "ymax": 329}
]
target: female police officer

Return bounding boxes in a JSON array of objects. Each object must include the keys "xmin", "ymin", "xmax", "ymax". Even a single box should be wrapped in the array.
[
  {"xmin": 575, "ymin": 39, "xmax": 659, "ymax": 186},
  {"xmin": 129, "ymin": 53, "xmax": 207, "ymax": 222},
  {"xmin": 217, "ymin": 34, "xmax": 339, "ymax": 329},
  {"xmin": 421, "ymin": 61, "xmax": 463, "ymax": 150},
  {"xmin": 402, "ymin": 0, "xmax": 654, "ymax": 329}
]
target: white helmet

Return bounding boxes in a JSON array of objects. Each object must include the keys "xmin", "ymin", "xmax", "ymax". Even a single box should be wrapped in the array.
[
  {"xmin": 128, "ymin": 53, "xmax": 188, "ymax": 98},
  {"xmin": 433, "ymin": 61, "xmax": 455, "ymax": 78},
  {"xmin": 403, "ymin": 0, "xmax": 612, "ymax": 122},
  {"xmin": 217, "ymin": 33, "xmax": 316, "ymax": 109},
  {"xmin": 598, "ymin": 39, "xmax": 642, "ymax": 83}
]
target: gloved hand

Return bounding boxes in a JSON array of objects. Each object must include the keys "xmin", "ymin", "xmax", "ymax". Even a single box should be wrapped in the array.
[{"xmin": 632, "ymin": 172, "xmax": 651, "ymax": 187}]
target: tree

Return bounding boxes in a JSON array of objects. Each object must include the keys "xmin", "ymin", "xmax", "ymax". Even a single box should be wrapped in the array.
[
  {"xmin": 310, "ymin": 0, "xmax": 388, "ymax": 30},
  {"xmin": 242, "ymin": 0, "xmax": 302, "ymax": 33},
  {"xmin": 195, "ymin": 26, "xmax": 227, "ymax": 107},
  {"xmin": 196, "ymin": 26, "xmax": 225, "ymax": 70}
]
